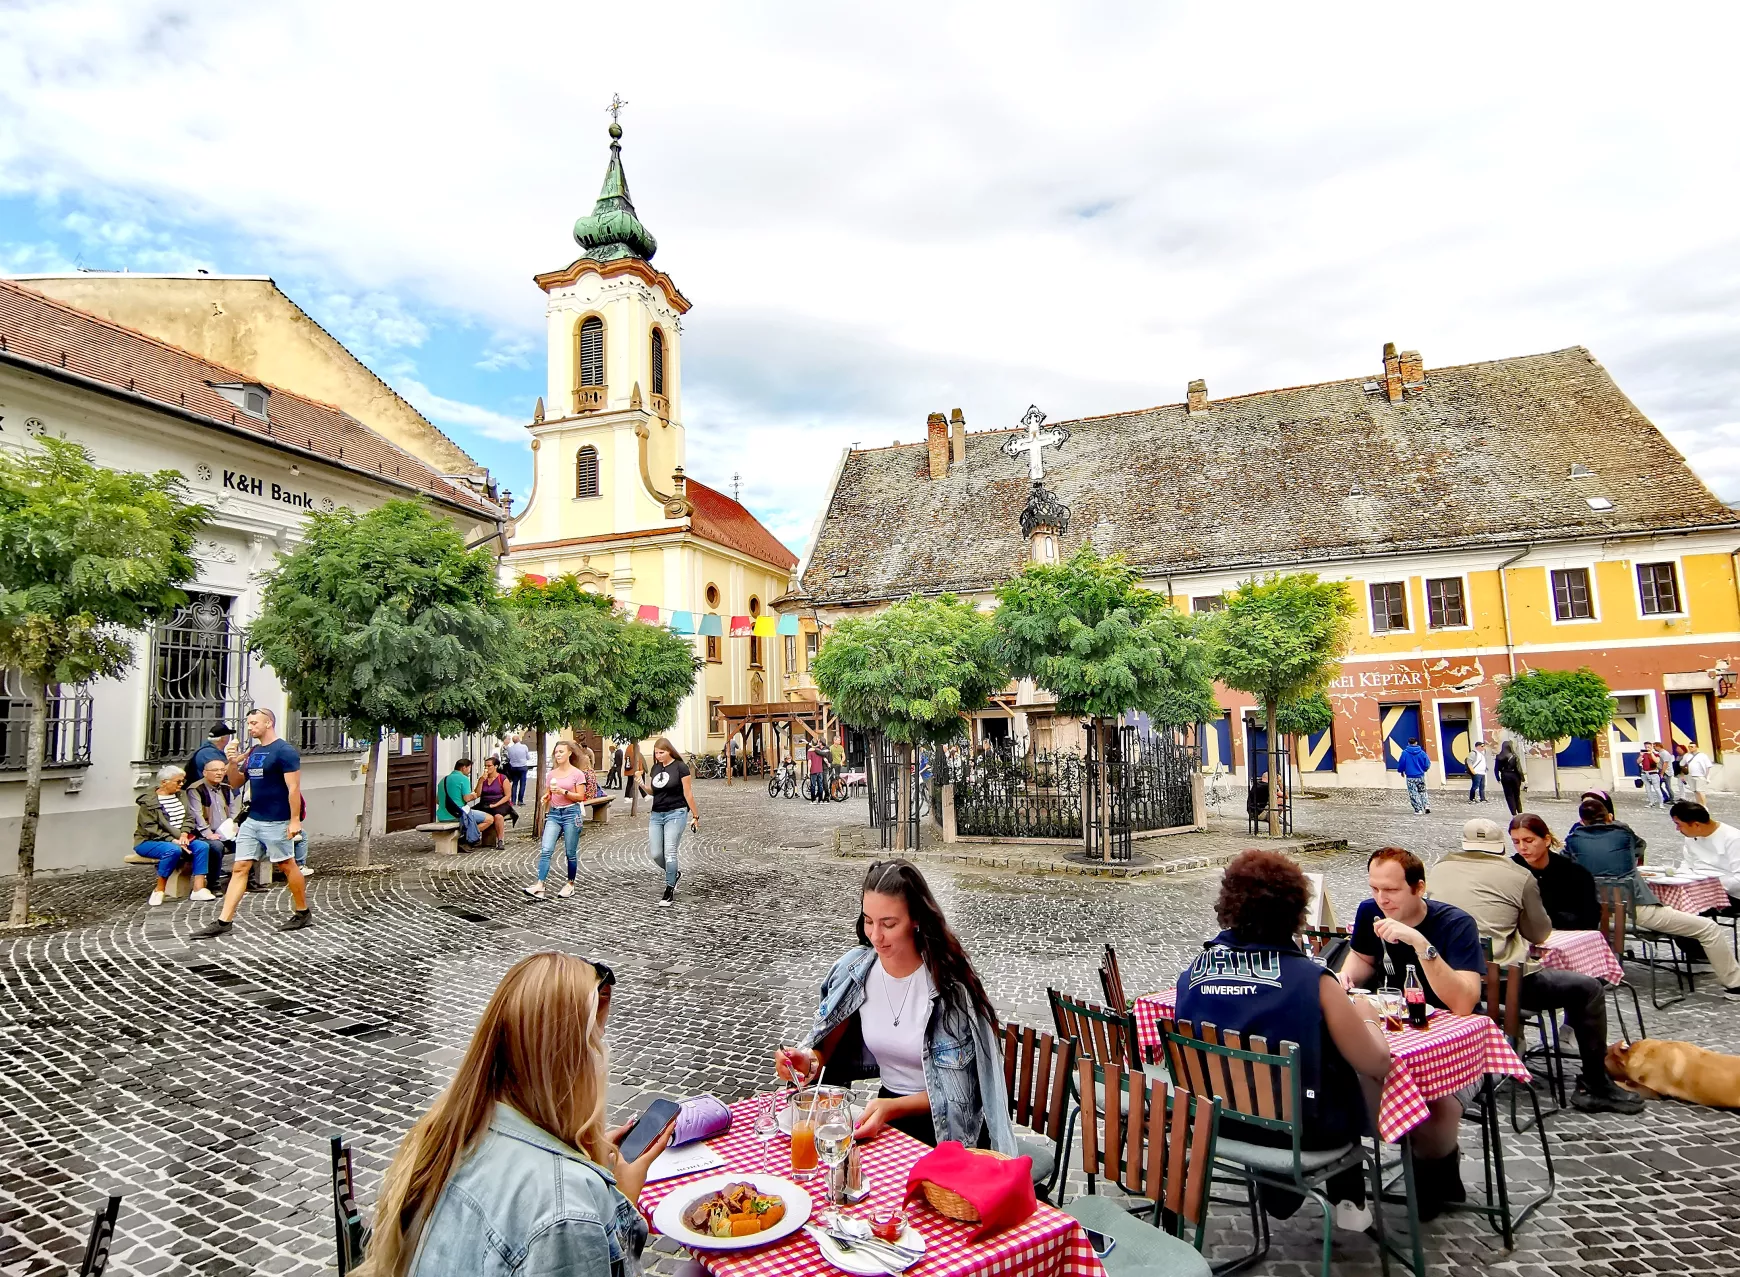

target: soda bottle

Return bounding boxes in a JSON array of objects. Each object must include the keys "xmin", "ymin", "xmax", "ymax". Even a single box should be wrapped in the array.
[{"xmin": 1403, "ymin": 965, "xmax": 1428, "ymax": 1029}]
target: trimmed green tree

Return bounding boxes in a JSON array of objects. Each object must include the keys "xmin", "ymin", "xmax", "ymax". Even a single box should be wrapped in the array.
[
  {"xmin": 993, "ymin": 547, "xmax": 1218, "ymax": 858},
  {"xmin": 811, "ymin": 594, "xmax": 1008, "ymax": 848},
  {"xmin": 588, "ymin": 614, "xmax": 702, "ymax": 815},
  {"xmin": 1202, "ymin": 572, "xmax": 1356, "ymax": 834},
  {"xmin": 0, "ymin": 439, "xmax": 211, "ymax": 926},
  {"xmin": 1496, "ymin": 666, "xmax": 1614, "ymax": 798},
  {"xmin": 247, "ymin": 499, "xmax": 512, "ymax": 867}
]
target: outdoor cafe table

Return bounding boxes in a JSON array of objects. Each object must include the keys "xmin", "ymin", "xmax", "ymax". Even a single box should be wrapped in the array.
[
  {"xmin": 1642, "ymin": 872, "xmax": 1731, "ymax": 915},
  {"xmin": 1134, "ymin": 989, "xmax": 1530, "ymax": 1141},
  {"xmin": 638, "ymin": 1096, "xmax": 1106, "ymax": 1277},
  {"xmin": 1534, "ymin": 929, "xmax": 1625, "ymax": 984}
]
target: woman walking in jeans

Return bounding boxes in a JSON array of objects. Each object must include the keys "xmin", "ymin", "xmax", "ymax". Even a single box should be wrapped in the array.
[
  {"xmin": 647, "ymin": 737, "xmax": 698, "ymax": 907},
  {"xmin": 525, "ymin": 741, "xmax": 588, "ymax": 899}
]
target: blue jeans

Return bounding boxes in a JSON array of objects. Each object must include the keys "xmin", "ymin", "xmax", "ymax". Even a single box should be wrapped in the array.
[
  {"xmin": 455, "ymin": 807, "xmax": 484, "ymax": 844},
  {"xmin": 509, "ymin": 767, "xmax": 528, "ymax": 804},
  {"xmin": 649, "ymin": 808, "xmax": 687, "ymax": 887},
  {"xmin": 136, "ymin": 839, "xmax": 212, "ymax": 879},
  {"xmin": 1468, "ymin": 773, "xmax": 1486, "ymax": 801},
  {"xmin": 1405, "ymin": 776, "xmax": 1429, "ymax": 813},
  {"xmin": 538, "ymin": 805, "xmax": 582, "ymax": 882}
]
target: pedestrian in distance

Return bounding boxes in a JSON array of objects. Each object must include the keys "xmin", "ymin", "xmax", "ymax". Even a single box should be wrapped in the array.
[
  {"xmin": 1398, "ymin": 736, "xmax": 1432, "ymax": 814},
  {"xmin": 134, "ymin": 764, "xmax": 218, "ymax": 906},
  {"xmin": 525, "ymin": 741, "xmax": 588, "ymax": 900},
  {"xmin": 1638, "ymin": 741, "xmax": 1664, "ymax": 809},
  {"xmin": 1467, "ymin": 740, "xmax": 1489, "ymax": 803},
  {"xmin": 605, "ymin": 741, "xmax": 624, "ymax": 791},
  {"xmin": 1686, "ymin": 745, "xmax": 1714, "ymax": 805},
  {"xmin": 191, "ymin": 707, "xmax": 312, "ymax": 937},
  {"xmin": 647, "ymin": 737, "xmax": 697, "ymax": 907},
  {"xmin": 503, "ymin": 732, "xmax": 533, "ymax": 805},
  {"xmin": 1494, "ymin": 740, "xmax": 1526, "ymax": 815}
]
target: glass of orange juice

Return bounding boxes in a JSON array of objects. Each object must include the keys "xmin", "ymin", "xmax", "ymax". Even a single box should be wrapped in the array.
[{"xmin": 790, "ymin": 1087, "xmax": 844, "ymax": 1181}]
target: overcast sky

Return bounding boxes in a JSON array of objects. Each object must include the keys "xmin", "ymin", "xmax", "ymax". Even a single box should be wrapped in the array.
[{"xmin": 3, "ymin": 2, "xmax": 1737, "ymax": 552}]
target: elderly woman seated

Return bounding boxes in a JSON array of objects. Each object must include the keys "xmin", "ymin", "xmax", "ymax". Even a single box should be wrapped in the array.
[{"xmin": 134, "ymin": 764, "xmax": 217, "ymax": 906}]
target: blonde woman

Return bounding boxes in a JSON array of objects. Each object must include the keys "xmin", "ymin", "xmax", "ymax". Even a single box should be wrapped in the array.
[
  {"xmin": 355, "ymin": 952, "xmax": 672, "ymax": 1277},
  {"xmin": 526, "ymin": 741, "xmax": 588, "ymax": 899}
]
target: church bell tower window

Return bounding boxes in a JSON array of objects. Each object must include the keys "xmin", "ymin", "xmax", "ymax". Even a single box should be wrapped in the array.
[
  {"xmin": 576, "ymin": 316, "xmax": 606, "ymax": 412},
  {"xmin": 575, "ymin": 445, "xmax": 600, "ymax": 499},
  {"xmin": 651, "ymin": 328, "xmax": 665, "ymax": 396}
]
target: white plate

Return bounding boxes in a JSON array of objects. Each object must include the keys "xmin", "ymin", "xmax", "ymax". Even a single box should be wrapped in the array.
[
  {"xmin": 652, "ymin": 1173, "xmax": 811, "ymax": 1251},
  {"xmin": 811, "ymin": 1222, "xmax": 926, "ymax": 1275}
]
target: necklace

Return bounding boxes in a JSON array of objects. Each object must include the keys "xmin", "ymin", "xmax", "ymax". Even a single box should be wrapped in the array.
[{"xmin": 882, "ymin": 963, "xmax": 920, "ymax": 1027}]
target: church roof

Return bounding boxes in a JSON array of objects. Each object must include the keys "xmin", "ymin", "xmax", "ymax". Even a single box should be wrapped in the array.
[
  {"xmin": 0, "ymin": 280, "xmax": 503, "ymax": 520},
  {"xmin": 573, "ymin": 122, "xmax": 658, "ymax": 264},
  {"xmin": 686, "ymin": 478, "xmax": 798, "ymax": 570},
  {"xmin": 800, "ymin": 346, "xmax": 1738, "ymax": 605}
]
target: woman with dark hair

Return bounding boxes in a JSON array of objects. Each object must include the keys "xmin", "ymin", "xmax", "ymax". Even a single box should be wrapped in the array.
[
  {"xmin": 1494, "ymin": 740, "xmax": 1526, "ymax": 814},
  {"xmin": 646, "ymin": 737, "xmax": 697, "ymax": 907},
  {"xmin": 1508, "ymin": 814, "xmax": 1600, "ymax": 930},
  {"xmin": 1174, "ymin": 849, "xmax": 1392, "ymax": 1231},
  {"xmin": 775, "ymin": 858, "xmax": 1015, "ymax": 1152}
]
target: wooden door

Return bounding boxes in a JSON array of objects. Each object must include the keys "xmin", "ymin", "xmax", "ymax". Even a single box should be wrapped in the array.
[{"xmin": 386, "ymin": 736, "xmax": 435, "ymax": 832}]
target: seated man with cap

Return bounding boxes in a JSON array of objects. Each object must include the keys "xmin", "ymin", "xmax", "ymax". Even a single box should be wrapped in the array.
[{"xmin": 1431, "ymin": 817, "xmax": 1643, "ymax": 1114}]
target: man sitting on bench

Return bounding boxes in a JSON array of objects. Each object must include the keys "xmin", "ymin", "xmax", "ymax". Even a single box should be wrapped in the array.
[
  {"xmin": 438, "ymin": 757, "xmax": 485, "ymax": 849},
  {"xmin": 135, "ymin": 764, "xmax": 217, "ymax": 905}
]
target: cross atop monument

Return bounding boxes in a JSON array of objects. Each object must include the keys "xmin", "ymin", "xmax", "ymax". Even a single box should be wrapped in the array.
[
  {"xmin": 1002, "ymin": 404, "xmax": 1072, "ymax": 481},
  {"xmin": 607, "ymin": 93, "xmax": 628, "ymax": 124}
]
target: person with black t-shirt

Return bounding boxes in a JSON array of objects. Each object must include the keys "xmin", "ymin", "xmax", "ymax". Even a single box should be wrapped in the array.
[{"xmin": 646, "ymin": 736, "xmax": 698, "ymax": 907}]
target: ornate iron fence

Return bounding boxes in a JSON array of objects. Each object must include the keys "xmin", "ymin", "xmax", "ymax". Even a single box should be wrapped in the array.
[
  {"xmin": 942, "ymin": 744, "xmax": 1084, "ymax": 840},
  {"xmin": 0, "ymin": 670, "xmax": 93, "ymax": 770},
  {"xmin": 296, "ymin": 714, "xmax": 369, "ymax": 756},
  {"xmin": 1084, "ymin": 722, "xmax": 1132, "ymax": 861},
  {"xmin": 866, "ymin": 733, "xmax": 922, "ymax": 852},
  {"xmin": 144, "ymin": 593, "xmax": 252, "ymax": 763},
  {"xmin": 1086, "ymin": 722, "xmax": 1198, "ymax": 861}
]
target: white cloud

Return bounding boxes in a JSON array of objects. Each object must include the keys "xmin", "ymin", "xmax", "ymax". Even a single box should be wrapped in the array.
[
  {"xmin": 394, "ymin": 376, "xmax": 526, "ymax": 444},
  {"xmin": 2, "ymin": 0, "xmax": 1738, "ymax": 532},
  {"xmin": 310, "ymin": 291, "xmax": 429, "ymax": 363}
]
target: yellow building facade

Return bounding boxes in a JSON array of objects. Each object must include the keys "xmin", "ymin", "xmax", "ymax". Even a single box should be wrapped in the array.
[{"xmin": 503, "ymin": 119, "xmax": 799, "ymax": 757}]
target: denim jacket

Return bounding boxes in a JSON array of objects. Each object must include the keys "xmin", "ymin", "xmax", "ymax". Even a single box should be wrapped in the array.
[
  {"xmin": 806, "ymin": 947, "xmax": 1016, "ymax": 1154},
  {"xmin": 409, "ymin": 1103, "xmax": 647, "ymax": 1277}
]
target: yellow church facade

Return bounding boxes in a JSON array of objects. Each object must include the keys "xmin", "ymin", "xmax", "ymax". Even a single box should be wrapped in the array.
[{"xmin": 503, "ymin": 118, "xmax": 800, "ymax": 758}]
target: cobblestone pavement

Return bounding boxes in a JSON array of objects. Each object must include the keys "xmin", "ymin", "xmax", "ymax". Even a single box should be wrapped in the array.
[{"xmin": 3, "ymin": 780, "xmax": 1738, "ymax": 1276}]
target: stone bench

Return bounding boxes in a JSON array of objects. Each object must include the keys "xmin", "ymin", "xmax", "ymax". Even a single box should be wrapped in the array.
[
  {"xmin": 122, "ymin": 851, "xmax": 192, "ymax": 899},
  {"xmin": 581, "ymin": 796, "xmax": 612, "ymax": 825},
  {"xmin": 416, "ymin": 821, "xmax": 463, "ymax": 856}
]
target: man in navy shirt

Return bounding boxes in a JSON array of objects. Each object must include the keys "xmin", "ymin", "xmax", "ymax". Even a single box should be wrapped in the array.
[
  {"xmin": 1340, "ymin": 846, "xmax": 1485, "ymax": 1219},
  {"xmin": 192, "ymin": 707, "xmax": 312, "ymax": 938}
]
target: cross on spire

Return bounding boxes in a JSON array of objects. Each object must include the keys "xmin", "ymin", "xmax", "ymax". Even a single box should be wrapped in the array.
[
  {"xmin": 607, "ymin": 93, "xmax": 628, "ymax": 124},
  {"xmin": 1002, "ymin": 404, "xmax": 1071, "ymax": 481}
]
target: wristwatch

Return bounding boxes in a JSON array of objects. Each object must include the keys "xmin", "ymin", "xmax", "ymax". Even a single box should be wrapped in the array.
[{"xmin": 1423, "ymin": 944, "xmax": 1440, "ymax": 962}]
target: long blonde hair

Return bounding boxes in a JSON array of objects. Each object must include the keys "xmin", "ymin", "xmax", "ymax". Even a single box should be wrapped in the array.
[{"xmin": 355, "ymin": 952, "xmax": 611, "ymax": 1276}]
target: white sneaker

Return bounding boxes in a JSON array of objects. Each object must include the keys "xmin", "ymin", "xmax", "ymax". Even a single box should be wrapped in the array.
[
  {"xmin": 189, "ymin": 888, "xmax": 216, "ymax": 902},
  {"xmin": 148, "ymin": 890, "xmax": 165, "ymax": 907},
  {"xmin": 524, "ymin": 882, "xmax": 546, "ymax": 898},
  {"xmin": 298, "ymin": 866, "xmax": 314, "ymax": 879},
  {"xmin": 1334, "ymin": 1201, "xmax": 1373, "ymax": 1232},
  {"xmin": 557, "ymin": 881, "xmax": 575, "ymax": 899}
]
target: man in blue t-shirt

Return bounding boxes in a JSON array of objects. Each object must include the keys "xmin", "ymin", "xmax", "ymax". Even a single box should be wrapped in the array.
[
  {"xmin": 192, "ymin": 706, "xmax": 312, "ymax": 938},
  {"xmin": 1340, "ymin": 846, "xmax": 1485, "ymax": 1221}
]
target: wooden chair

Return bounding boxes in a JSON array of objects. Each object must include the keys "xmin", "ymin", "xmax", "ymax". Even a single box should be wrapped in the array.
[
  {"xmin": 1049, "ymin": 987, "xmax": 1143, "ymax": 1072},
  {"xmin": 1099, "ymin": 943, "xmax": 1130, "ymax": 1013},
  {"xmin": 331, "ymin": 1135, "xmax": 368, "ymax": 1275},
  {"xmin": 1598, "ymin": 883, "xmax": 1661, "ymax": 1028},
  {"xmin": 1161, "ymin": 1019, "xmax": 1385, "ymax": 1277},
  {"xmin": 1064, "ymin": 1058, "xmax": 1219, "ymax": 1277},
  {"xmin": 78, "ymin": 1195, "xmax": 122, "ymax": 1277},
  {"xmin": 1001, "ymin": 1022, "xmax": 1077, "ymax": 1203}
]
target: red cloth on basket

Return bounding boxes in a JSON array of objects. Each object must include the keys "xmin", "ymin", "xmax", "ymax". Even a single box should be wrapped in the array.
[{"xmin": 904, "ymin": 1141, "xmax": 1036, "ymax": 1240}]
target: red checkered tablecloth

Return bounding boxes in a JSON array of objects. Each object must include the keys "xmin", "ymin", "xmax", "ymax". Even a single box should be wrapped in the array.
[
  {"xmin": 638, "ymin": 1097, "xmax": 1105, "ymax": 1277},
  {"xmin": 1136, "ymin": 991, "xmax": 1527, "ymax": 1144},
  {"xmin": 1535, "ymin": 929, "xmax": 1624, "ymax": 985},
  {"xmin": 1644, "ymin": 874, "xmax": 1731, "ymax": 915}
]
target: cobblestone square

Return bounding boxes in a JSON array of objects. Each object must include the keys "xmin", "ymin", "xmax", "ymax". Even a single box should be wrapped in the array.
[{"xmin": 4, "ymin": 781, "xmax": 1739, "ymax": 1276}]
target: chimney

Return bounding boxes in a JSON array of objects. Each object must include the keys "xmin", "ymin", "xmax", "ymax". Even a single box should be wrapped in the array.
[
  {"xmin": 1382, "ymin": 342, "xmax": 1403, "ymax": 403},
  {"xmin": 1398, "ymin": 349, "xmax": 1424, "ymax": 395},
  {"xmin": 926, "ymin": 412, "xmax": 950, "ymax": 479},
  {"xmin": 949, "ymin": 408, "xmax": 966, "ymax": 464},
  {"xmin": 1186, "ymin": 379, "xmax": 1209, "ymax": 416}
]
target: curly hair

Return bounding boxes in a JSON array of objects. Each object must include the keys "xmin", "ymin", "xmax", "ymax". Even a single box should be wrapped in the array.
[{"xmin": 1215, "ymin": 849, "xmax": 1311, "ymax": 946}]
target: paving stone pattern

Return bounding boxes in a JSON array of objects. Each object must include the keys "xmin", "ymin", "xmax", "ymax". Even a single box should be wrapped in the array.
[{"xmin": 2, "ymin": 780, "xmax": 1738, "ymax": 1276}]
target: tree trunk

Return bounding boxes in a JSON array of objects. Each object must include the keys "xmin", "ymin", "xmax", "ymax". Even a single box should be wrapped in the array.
[
  {"xmin": 628, "ymin": 741, "xmax": 642, "ymax": 816},
  {"xmin": 1097, "ymin": 717, "xmax": 1112, "ymax": 864},
  {"xmin": 6, "ymin": 676, "xmax": 48, "ymax": 928},
  {"xmin": 896, "ymin": 742, "xmax": 913, "ymax": 851},
  {"xmin": 1550, "ymin": 745, "xmax": 1561, "ymax": 800},
  {"xmin": 1265, "ymin": 702, "xmax": 1280, "ymax": 837},
  {"xmin": 535, "ymin": 728, "xmax": 549, "ymax": 822},
  {"xmin": 356, "ymin": 729, "xmax": 383, "ymax": 869}
]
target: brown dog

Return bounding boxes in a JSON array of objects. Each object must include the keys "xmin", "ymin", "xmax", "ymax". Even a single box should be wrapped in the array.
[{"xmin": 1606, "ymin": 1039, "xmax": 1740, "ymax": 1107}]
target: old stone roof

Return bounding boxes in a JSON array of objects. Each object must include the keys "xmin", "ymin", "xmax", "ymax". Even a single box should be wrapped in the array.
[
  {"xmin": 0, "ymin": 280, "xmax": 502, "ymax": 520},
  {"xmin": 801, "ymin": 346, "xmax": 1738, "ymax": 605},
  {"xmin": 686, "ymin": 477, "xmax": 799, "ymax": 570}
]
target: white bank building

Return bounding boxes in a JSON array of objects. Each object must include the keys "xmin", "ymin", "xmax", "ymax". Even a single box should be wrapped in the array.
[{"xmin": 0, "ymin": 280, "xmax": 505, "ymax": 876}]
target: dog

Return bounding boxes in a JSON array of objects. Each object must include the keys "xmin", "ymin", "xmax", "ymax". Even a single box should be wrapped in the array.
[{"xmin": 1605, "ymin": 1039, "xmax": 1740, "ymax": 1107}]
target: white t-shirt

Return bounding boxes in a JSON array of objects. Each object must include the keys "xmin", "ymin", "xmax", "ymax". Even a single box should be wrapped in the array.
[
  {"xmin": 1688, "ymin": 752, "xmax": 1713, "ymax": 779},
  {"xmin": 1469, "ymin": 749, "xmax": 1488, "ymax": 776},
  {"xmin": 1681, "ymin": 822, "xmax": 1740, "ymax": 895},
  {"xmin": 860, "ymin": 959, "xmax": 933, "ymax": 1096}
]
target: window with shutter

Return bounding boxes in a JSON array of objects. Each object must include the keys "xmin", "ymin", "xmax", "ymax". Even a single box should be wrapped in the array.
[
  {"xmin": 1551, "ymin": 568, "xmax": 1593, "ymax": 620},
  {"xmin": 574, "ymin": 446, "xmax": 600, "ymax": 499},
  {"xmin": 651, "ymin": 328, "xmax": 665, "ymax": 396},
  {"xmin": 1425, "ymin": 577, "xmax": 1466, "ymax": 628},
  {"xmin": 1369, "ymin": 582, "xmax": 1408, "ymax": 633},
  {"xmin": 578, "ymin": 317, "xmax": 605, "ymax": 387},
  {"xmin": 1637, "ymin": 562, "xmax": 1681, "ymax": 615}
]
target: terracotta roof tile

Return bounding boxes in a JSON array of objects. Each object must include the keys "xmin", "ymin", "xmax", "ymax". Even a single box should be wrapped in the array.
[
  {"xmin": 0, "ymin": 280, "xmax": 502, "ymax": 519},
  {"xmin": 802, "ymin": 347, "xmax": 1739, "ymax": 604},
  {"xmin": 686, "ymin": 478, "xmax": 797, "ymax": 570}
]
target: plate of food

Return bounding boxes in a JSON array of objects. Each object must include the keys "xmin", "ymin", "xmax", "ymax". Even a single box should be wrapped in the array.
[{"xmin": 652, "ymin": 1174, "xmax": 810, "ymax": 1250}]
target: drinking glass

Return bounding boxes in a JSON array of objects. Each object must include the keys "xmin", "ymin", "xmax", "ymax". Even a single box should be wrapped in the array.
[
  {"xmin": 791, "ymin": 1086, "xmax": 846, "ymax": 1183},
  {"xmin": 752, "ymin": 1091, "xmax": 780, "ymax": 1173}
]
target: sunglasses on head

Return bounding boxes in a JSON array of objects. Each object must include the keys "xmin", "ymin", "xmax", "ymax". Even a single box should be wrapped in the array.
[{"xmin": 589, "ymin": 958, "xmax": 616, "ymax": 991}]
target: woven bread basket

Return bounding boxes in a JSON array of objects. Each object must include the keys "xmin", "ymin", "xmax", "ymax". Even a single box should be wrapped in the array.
[{"xmin": 915, "ymin": 1149, "xmax": 1014, "ymax": 1222}]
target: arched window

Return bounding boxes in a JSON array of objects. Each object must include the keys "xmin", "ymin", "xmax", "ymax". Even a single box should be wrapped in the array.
[
  {"xmin": 578, "ymin": 317, "xmax": 605, "ymax": 387},
  {"xmin": 575, "ymin": 445, "xmax": 600, "ymax": 499},
  {"xmin": 651, "ymin": 328, "xmax": 666, "ymax": 397}
]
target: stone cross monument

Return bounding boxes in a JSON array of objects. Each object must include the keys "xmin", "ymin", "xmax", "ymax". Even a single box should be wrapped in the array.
[{"xmin": 1001, "ymin": 404, "xmax": 1071, "ymax": 481}]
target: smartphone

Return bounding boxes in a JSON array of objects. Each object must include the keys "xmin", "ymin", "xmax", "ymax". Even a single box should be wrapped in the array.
[
  {"xmin": 618, "ymin": 1097, "xmax": 681, "ymax": 1164},
  {"xmin": 1082, "ymin": 1229, "xmax": 1116, "ymax": 1259}
]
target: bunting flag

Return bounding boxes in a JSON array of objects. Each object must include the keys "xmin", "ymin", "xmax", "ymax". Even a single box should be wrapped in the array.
[
  {"xmin": 699, "ymin": 613, "xmax": 725, "ymax": 637},
  {"xmin": 669, "ymin": 611, "xmax": 696, "ymax": 635},
  {"xmin": 520, "ymin": 572, "xmax": 549, "ymax": 587},
  {"xmin": 752, "ymin": 615, "xmax": 777, "ymax": 637},
  {"xmin": 636, "ymin": 604, "xmax": 661, "ymax": 623},
  {"xmin": 776, "ymin": 614, "xmax": 800, "ymax": 636},
  {"xmin": 729, "ymin": 615, "xmax": 754, "ymax": 637}
]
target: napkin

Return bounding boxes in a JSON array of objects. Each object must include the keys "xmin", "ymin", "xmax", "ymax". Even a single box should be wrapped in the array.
[{"xmin": 904, "ymin": 1141, "xmax": 1036, "ymax": 1240}]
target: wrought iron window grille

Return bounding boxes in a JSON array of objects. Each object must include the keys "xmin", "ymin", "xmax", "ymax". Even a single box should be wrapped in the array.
[
  {"xmin": 144, "ymin": 593, "xmax": 253, "ymax": 764},
  {"xmin": 0, "ymin": 670, "xmax": 94, "ymax": 771}
]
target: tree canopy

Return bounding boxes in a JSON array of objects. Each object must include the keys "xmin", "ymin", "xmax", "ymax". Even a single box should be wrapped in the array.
[
  {"xmin": 0, "ymin": 437, "xmax": 210, "ymax": 925},
  {"xmin": 1269, "ymin": 689, "xmax": 1336, "ymax": 739},
  {"xmin": 1497, "ymin": 667, "xmax": 1613, "ymax": 744},
  {"xmin": 590, "ymin": 617, "xmax": 703, "ymax": 743},
  {"xmin": 1201, "ymin": 573, "xmax": 1356, "ymax": 710},
  {"xmin": 498, "ymin": 574, "xmax": 623, "ymax": 739},
  {"xmin": 811, "ymin": 594, "xmax": 1007, "ymax": 745},
  {"xmin": 993, "ymin": 546, "xmax": 1218, "ymax": 724}
]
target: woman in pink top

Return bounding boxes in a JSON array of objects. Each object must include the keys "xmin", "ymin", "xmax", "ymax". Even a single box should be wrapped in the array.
[{"xmin": 525, "ymin": 741, "xmax": 590, "ymax": 899}]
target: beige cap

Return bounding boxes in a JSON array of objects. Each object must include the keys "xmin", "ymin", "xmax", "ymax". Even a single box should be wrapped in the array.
[{"xmin": 1462, "ymin": 817, "xmax": 1507, "ymax": 854}]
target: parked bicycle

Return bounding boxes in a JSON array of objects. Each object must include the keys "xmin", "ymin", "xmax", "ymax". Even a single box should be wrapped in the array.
[{"xmin": 768, "ymin": 760, "xmax": 798, "ymax": 799}]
